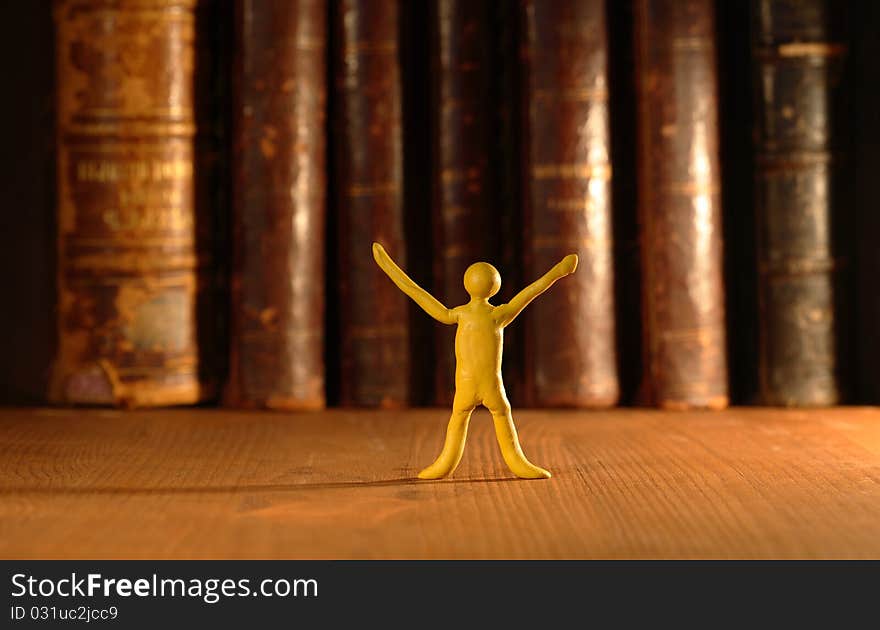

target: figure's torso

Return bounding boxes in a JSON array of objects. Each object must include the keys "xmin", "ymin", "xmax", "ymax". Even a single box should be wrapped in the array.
[{"xmin": 453, "ymin": 301, "xmax": 503, "ymax": 388}]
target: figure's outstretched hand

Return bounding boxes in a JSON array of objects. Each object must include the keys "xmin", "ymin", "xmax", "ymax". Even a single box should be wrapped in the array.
[
  {"xmin": 372, "ymin": 242, "xmax": 390, "ymax": 268},
  {"xmin": 557, "ymin": 254, "xmax": 578, "ymax": 276}
]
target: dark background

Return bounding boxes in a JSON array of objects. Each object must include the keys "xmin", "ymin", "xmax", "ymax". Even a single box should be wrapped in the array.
[{"xmin": 1, "ymin": 0, "xmax": 878, "ymax": 407}]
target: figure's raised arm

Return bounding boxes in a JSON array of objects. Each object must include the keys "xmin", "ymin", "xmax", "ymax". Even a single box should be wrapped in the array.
[
  {"xmin": 494, "ymin": 254, "xmax": 578, "ymax": 327},
  {"xmin": 372, "ymin": 242, "xmax": 457, "ymax": 325}
]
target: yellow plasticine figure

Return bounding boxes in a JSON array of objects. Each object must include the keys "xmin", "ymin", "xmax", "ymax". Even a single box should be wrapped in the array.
[{"xmin": 372, "ymin": 242, "xmax": 578, "ymax": 480}]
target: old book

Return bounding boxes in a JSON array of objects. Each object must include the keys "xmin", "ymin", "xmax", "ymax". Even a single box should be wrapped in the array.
[
  {"xmin": 520, "ymin": 0, "xmax": 619, "ymax": 407},
  {"xmin": 226, "ymin": 0, "xmax": 327, "ymax": 410},
  {"xmin": 752, "ymin": 0, "xmax": 853, "ymax": 406},
  {"xmin": 51, "ymin": 0, "xmax": 214, "ymax": 407},
  {"xmin": 634, "ymin": 0, "xmax": 728, "ymax": 409},
  {"xmin": 332, "ymin": 0, "xmax": 410, "ymax": 407},
  {"xmin": 430, "ymin": 0, "xmax": 496, "ymax": 406}
]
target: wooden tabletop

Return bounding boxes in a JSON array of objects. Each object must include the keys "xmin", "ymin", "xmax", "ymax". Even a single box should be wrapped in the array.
[{"xmin": 1, "ymin": 406, "xmax": 879, "ymax": 559}]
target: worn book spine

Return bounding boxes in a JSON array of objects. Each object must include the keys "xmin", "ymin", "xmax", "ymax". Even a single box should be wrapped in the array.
[
  {"xmin": 333, "ymin": 0, "xmax": 410, "ymax": 407},
  {"xmin": 520, "ymin": 0, "xmax": 619, "ymax": 407},
  {"xmin": 634, "ymin": 0, "xmax": 728, "ymax": 409},
  {"xmin": 753, "ymin": 0, "xmax": 853, "ymax": 406},
  {"xmin": 226, "ymin": 0, "xmax": 326, "ymax": 410},
  {"xmin": 430, "ymin": 0, "xmax": 495, "ymax": 406},
  {"xmin": 51, "ymin": 0, "xmax": 212, "ymax": 407}
]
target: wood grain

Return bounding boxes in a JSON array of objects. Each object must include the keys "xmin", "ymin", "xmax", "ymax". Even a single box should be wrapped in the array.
[{"xmin": 1, "ymin": 408, "xmax": 879, "ymax": 559}]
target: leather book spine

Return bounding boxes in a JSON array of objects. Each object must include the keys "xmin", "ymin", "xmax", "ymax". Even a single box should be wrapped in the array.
[
  {"xmin": 333, "ymin": 0, "xmax": 410, "ymax": 407},
  {"xmin": 634, "ymin": 0, "xmax": 729, "ymax": 409},
  {"xmin": 430, "ymin": 0, "xmax": 495, "ymax": 406},
  {"xmin": 753, "ymin": 0, "xmax": 853, "ymax": 406},
  {"xmin": 521, "ymin": 0, "xmax": 619, "ymax": 407},
  {"xmin": 51, "ymin": 0, "xmax": 212, "ymax": 407},
  {"xmin": 227, "ymin": 0, "xmax": 327, "ymax": 410}
]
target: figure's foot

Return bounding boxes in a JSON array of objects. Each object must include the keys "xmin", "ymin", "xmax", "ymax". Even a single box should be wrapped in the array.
[
  {"xmin": 417, "ymin": 463, "xmax": 452, "ymax": 480},
  {"xmin": 511, "ymin": 463, "xmax": 551, "ymax": 480}
]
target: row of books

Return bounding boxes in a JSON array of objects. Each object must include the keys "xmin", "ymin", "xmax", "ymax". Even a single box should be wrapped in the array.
[{"xmin": 3, "ymin": 0, "xmax": 878, "ymax": 409}]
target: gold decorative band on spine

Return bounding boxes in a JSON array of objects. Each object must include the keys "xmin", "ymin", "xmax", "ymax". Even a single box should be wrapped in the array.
[
  {"xmin": 345, "ymin": 182, "xmax": 400, "ymax": 197},
  {"xmin": 543, "ymin": 195, "xmax": 608, "ymax": 212},
  {"xmin": 532, "ymin": 87, "xmax": 608, "ymax": 102},
  {"xmin": 659, "ymin": 326, "xmax": 724, "ymax": 343},
  {"xmin": 67, "ymin": 236, "xmax": 195, "ymax": 247},
  {"xmin": 61, "ymin": 269, "xmax": 199, "ymax": 283},
  {"xmin": 756, "ymin": 151, "xmax": 837, "ymax": 170},
  {"xmin": 60, "ymin": 142, "xmax": 192, "ymax": 153},
  {"xmin": 777, "ymin": 42, "xmax": 847, "ymax": 58},
  {"xmin": 114, "ymin": 363, "xmax": 201, "ymax": 377},
  {"xmin": 440, "ymin": 168, "xmax": 482, "ymax": 183},
  {"xmin": 73, "ymin": 106, "xmax": 192, "ymax": 118},
  {"xmin": 64, "ymin": 253, "xmax": 199, "ymax": 272},
  {"xmin": 759, "ymin": 256, "xmax": 847, "ymax": 276},
  {"xmin": 62, "ymin": 122, "xmax": 197, "ymax": 138},
  {"xmin": 292, "ymin": 37, "xmax": 326, "ymax": 52},
  {"xmin": 671, "ymin": 36, "xmax": 713, "ymax": 52},
  {"xmin": 657, "ymin": 181, "xmax": 720, "ymax": 195},
  {"xmin": 341, "ymin": 41, "xmax": 396, "ymax": 55},
  {"xmin": 755, "ymin": 43, "xmax": 847, "ymax": 62},
  {"xmin": 531, "ymin": 163, "xmax": 611, "ymax": 180}
]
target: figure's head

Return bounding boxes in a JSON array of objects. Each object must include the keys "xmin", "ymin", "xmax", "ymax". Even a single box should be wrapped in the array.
[{"xmin": 463, "ymin": 262, "xmax": 501, "ymax": 299}]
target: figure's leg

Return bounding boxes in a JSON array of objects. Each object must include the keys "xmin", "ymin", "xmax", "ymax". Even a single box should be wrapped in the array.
[
  {"xmin": 418, "ymin": 398, "xmax": 475, "ymax": 480},
  {"xmin": 485, "ymin": 390, "xmax": 551, "ymax": 479}
]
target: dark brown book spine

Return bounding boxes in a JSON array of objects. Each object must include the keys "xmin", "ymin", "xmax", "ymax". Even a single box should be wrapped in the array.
[
  {"xmin": 51, "ymin": 0, "xmax": 211, "ymax": 407},
  {"xmin": 520, "ymin": 0, "xmax": 619, "ymax": 407},
  {"xmin": 430, "ymin": 0, "xmax": 495, "ymax": 406},
  {"xmin": 333, "ymin": 0, "xmax": 410, "ymax": 407},
  {"xmin": 753, "ymin": 0, "xmax": 853, "ymax": 406},
  {"xmin": 634, "ymin": 0, "xmax": 728, "ymax": 409},
  {"xmin": 227, "ymin": 0, "xmax": 326, "ymax": 410}
]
